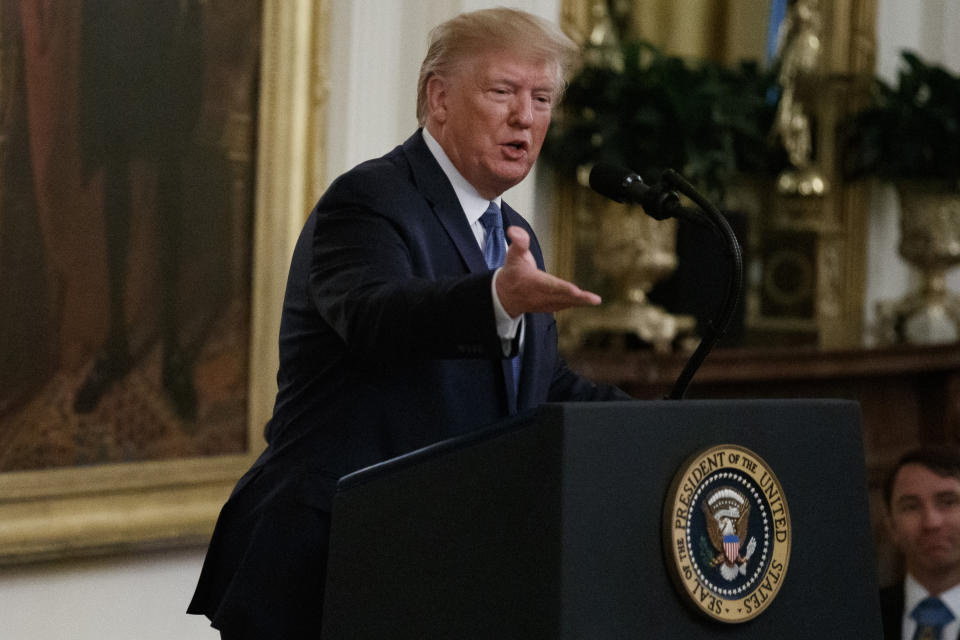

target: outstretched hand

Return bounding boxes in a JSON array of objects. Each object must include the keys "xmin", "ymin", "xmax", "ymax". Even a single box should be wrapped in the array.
[{"xmin": 495, "ymin": 226, "xmax": 601, "ymax": 318}]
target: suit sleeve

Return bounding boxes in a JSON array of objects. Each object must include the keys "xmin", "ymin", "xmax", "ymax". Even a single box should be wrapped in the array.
[{"xmin": 307, "ymin": 188, "xmax": 504, "ymax": 364}]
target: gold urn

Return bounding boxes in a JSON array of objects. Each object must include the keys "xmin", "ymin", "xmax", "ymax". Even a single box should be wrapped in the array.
[
  {"xmin": 560, "ymin": 192, "xmax": 695, "ymax": 353},
  {"xmin": 875, "ymin": 180, "xmax": 960, "ymax": 345}
]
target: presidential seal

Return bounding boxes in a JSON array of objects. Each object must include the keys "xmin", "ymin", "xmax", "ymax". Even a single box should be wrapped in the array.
[{"xmin": 663, "ymin": 445, "xmax": 791, "ymax": 623}]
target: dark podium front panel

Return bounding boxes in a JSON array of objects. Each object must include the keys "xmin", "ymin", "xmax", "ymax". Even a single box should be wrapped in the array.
[{"xmin": 321, "ymin": 400, "xmax": 881, "ymax": 639}]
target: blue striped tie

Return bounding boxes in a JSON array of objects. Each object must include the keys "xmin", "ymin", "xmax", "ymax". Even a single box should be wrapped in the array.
[
  {"xmin": 479, "ymin": 201, "xmax": 506, "ymax": 269},
  {"xmin": 479, "ymin": 201, "xmax": 521, "ymax": 397},
  {"xmin": 912, "ymin": 597, "xmax": 954, "ymax": 640}
]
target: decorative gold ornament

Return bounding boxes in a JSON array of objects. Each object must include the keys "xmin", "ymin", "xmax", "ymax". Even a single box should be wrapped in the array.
[
  {"xmin": 560, "ymin": 192, "xmax": 696, "ymax": 352},
  {"xmin": 875, "ymin": 181, "xmax": 960, "ymax": 345},
  {"xmin": 772, "ymin": 0, "xmax": 829, "ymax": 197},
  {"xmin": 582, "ymin": 0, "xmax": 624, "ymax": 71},
  {"xmin": 556, "ymin": 3, "xmax": 694, "ymax": 353}
]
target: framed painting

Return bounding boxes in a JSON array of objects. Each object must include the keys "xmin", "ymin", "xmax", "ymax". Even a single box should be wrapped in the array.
[{"xmin": 0, "ymin": 0, "xmax": 330, "ymax": 563}]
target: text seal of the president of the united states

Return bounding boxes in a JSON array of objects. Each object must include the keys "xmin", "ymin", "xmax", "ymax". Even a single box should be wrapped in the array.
[{"xmin": 663, "ymin": 444, "xmax": 791, "ymax": 623}]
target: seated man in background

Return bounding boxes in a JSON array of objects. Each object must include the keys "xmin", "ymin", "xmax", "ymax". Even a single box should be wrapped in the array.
[{"xmin": 882, "ymin": 447, "xmax": 960, "ymax": 639}]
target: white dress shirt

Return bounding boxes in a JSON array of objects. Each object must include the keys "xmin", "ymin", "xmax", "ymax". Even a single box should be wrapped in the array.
[
  {"xmin": 902, "ymin": 573, "xmax": 960, "ymax": 640},
  {"xmin": 422, "ymin": 128, "xmax": 523, "ymax": 355}
]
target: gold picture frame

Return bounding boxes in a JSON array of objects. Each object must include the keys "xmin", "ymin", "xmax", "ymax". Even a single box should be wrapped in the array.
[{"xmin": 0, "ymin": 0, "xmax": 330, "ymax": 564}]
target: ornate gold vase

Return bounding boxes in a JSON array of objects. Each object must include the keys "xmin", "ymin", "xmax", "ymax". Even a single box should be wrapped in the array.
[
  {"xmin": 875, "ymin": 180, "xmax": 960, "ymax": 345},
  {"xmin": 561, "ymin": 195, "xmax": 695, "ymax": 352}
]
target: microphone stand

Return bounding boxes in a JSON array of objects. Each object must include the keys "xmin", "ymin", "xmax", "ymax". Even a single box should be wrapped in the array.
[{"xmin": 658, "ymin": 169, "xmax": 744, "ymax": 400}]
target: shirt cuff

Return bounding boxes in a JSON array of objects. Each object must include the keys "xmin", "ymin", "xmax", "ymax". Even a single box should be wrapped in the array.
[{"xmin": 491, "ymin": 267, "xmax": 522, "ymax": 355}]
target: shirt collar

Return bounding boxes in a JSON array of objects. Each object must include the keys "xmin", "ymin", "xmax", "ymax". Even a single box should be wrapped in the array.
[
  {"xmin": 905, "ymin": 573, "xmax": 960, "ymax": 621},
  {"xmin": 422, "ymin": 128, "xmax": 501, "ymax": 226}
]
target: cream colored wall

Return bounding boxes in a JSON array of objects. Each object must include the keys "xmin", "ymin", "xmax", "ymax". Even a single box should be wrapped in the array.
[{"xmin": 0, "ymin": 548, "xmax": 217, "ymax": 639}]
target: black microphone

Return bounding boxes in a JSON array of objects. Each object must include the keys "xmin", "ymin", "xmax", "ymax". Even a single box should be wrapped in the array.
[{"xmin": 588, "ymin": 163, "xmax": 684, "ymax": 221}]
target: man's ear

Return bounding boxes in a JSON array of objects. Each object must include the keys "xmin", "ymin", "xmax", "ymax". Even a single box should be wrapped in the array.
[{"xmin": 426, "ymin": 74, "xmax": 449, "ymax": 124}]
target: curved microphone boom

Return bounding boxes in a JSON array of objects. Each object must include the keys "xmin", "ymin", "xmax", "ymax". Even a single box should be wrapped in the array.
[{"xmin": 586, "ymin": 163, "xmax": 744, "ymax": 400}]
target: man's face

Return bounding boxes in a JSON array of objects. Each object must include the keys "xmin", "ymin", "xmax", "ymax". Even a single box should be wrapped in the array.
[
  {"xmin": 427, "ymin": 49, "xmax": 557, "ymax": 199},
  {"xmin": 888, "ymin": 463, "xmax": 960, "ymax": 579}
]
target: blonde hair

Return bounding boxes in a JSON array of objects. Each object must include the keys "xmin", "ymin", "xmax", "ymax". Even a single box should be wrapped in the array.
[{"xmin": 416, "ymin": 7, "xmax": 580, "ymax": 126}]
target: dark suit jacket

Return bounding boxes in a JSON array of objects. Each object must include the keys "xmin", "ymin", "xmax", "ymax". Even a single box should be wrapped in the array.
[
  {"xmin": 881, "ymin": 583, "xmax": 905, "ymax": 640},
  {"xmin": 879, "ymin": 583, "xmax": 960, "ymax": 640},
  {"xmin": 188, "ymin": 130, "xmax": 628, "ymax": 638}
]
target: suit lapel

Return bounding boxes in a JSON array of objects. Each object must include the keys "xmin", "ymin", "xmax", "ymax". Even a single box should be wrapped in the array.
[
  {"xmin": 501, "ymin": 200, "xmax": 543, "ymax": 269},
  {"xmin": 402, "ymin": 131, "xmax": 487, "ymax": 274}
]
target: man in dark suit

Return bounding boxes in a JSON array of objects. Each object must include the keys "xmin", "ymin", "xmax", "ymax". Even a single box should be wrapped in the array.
[
  {"xmin": 881, "ymin": 447, "xmax": 960, "ymax": 639},
  {"xmin": 188, "ymin": 8, "xmax": 629, "ymax": 638}
]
